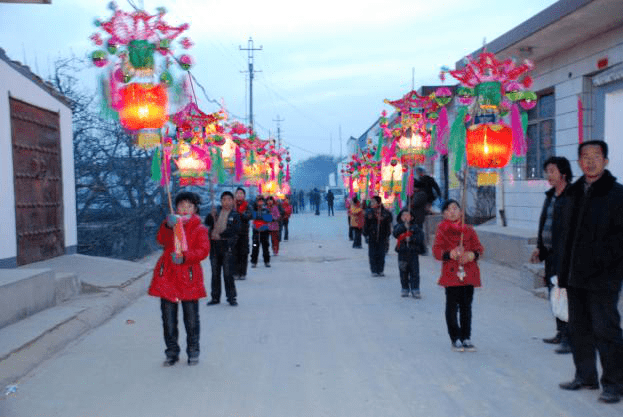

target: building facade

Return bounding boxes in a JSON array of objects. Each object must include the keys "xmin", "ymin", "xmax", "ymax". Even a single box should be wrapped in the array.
[{"xmin": 0, "ymin": 48, "xmax": 77, "ymax": 267}]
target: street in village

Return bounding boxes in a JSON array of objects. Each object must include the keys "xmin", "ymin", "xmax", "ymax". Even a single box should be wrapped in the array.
[{"xmin": 1, "ymin": 211, "xmax": 622, "ymax": 417}]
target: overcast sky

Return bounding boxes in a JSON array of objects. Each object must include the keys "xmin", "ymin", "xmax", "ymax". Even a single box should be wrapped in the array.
[{"xmin": 0, "ymin": 0, "xmax": 558, "ymax": 163}]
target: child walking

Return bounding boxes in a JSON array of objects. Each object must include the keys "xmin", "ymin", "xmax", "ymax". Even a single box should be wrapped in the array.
[
  {"xmin": 433, "ymin": 200, "xmax": 484, "ymax": 352},
  {"xmin": 393, "ymin": 209, "xmax": 426, "ymax": 298},
  {"xmin": 148, "ymin": 192, "xmax": 211, "ymax": 366}
]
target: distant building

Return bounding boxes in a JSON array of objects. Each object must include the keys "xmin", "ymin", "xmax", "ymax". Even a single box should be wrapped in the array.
[{"xmin": 0, "ymin": 47, "xmax": 77, "ymax": 267}]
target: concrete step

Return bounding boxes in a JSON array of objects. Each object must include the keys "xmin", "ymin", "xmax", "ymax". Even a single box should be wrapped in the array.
[{"xmin": 0, "ymin": 268, "xmax": 56, "ymax": 329}]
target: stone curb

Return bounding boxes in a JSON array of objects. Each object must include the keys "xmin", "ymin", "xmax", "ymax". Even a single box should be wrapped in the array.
[{"xmin": 0, "ymin": 270, "xmax": 151, "ymax": 389}]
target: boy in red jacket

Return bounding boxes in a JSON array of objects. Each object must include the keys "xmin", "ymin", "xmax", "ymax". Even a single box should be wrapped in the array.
[
  {"xmin": 148, "ymin": 192, "xmax": 210, "ymax": 366},
  {"xmin": 433, "ymin": 199, "xmax": 484, "ymax": 352}
]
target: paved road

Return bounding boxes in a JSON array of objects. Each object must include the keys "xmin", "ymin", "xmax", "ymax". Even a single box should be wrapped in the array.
[{"xmin": 2, "ymin": 212, "xmax": 622, "ymax": 416}]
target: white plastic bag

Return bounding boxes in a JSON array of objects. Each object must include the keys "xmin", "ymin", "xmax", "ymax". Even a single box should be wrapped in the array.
[{"xmin": 550, "ymin": 276, "xmax": 568, "ymax": 322}]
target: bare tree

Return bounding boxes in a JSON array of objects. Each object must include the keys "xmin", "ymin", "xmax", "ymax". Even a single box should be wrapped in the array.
[{"xmin": 50, "ymin": 57, "xmax": 167, "ymax": 260}]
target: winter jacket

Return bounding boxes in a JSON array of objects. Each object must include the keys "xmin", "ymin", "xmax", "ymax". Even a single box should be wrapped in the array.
[
  {"xmin": 267, "ymin": 205, "xmax": 281, "ymax": 231},
  {"xmin": 557, "ymin": 170, "xmax": 623, "ymax": 291},
  {"xmin": 433, "ymin": 219, "xmax": 484, "ymax": 287},
  {"xmin": 410, "ymin": 190, "xmax": 428, "ymax": 225},
  {"xmin": 363, "ymin": 206, "xmax": 393, "ymax": 243},
  {"xmin": 148, "ymin": 215, "xmax": 210, "ymax": 302},
  {"xmin": 235, "ymin": 200, "xmax": 253, "ymax": 236},
  {"xmin": 204, "ymin": 207, "xmax": 241, "ymax": 251},
  {"xmin": 282, "ymin": 201, "xmax": 293, "ymax": 220},
  {"xmin": 536, "ymin": 185, "xmax": 570, "ymax": 279},
  {"xmin": 393, "ymin": 212, "xmax": 425, "ymax": 256},
  {"xmin": 414, "ymin": 174, "xmax": 441, "ymax": 204},
  {"xmin": 252, "ymin": 206, "xmax": 273, "ymax": 231},
  {"xmin": 349, "ymin": 203, "xmax": 364, "ymax": 229}
]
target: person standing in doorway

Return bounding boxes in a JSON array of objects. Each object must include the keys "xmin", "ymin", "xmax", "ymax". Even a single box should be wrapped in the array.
[
  {"xmin": 327, "ymin": 190, "xmax": 335, "ymax": 216},
  {"xmin": 530, "ymin": 156, "xmax": 573, "ymax": 354},
  {"xmin": 557, "ymin": 140, "xmax": 623, "ymax": 404},
  {"xmin": 363, "ymin": 196, "xmax": 393, "ymax": 276},
  {"xmin": 205, "ymin": 192, "xmax": 241, "ymax": 306},
  {"xmin": 148, "ymin": 192, "xmax": 210, "ymax": 366},
  {"xmin": 414, "ymin": 166, "xmax": 442, "ymax": 213},
  {"xmin": 233, "ymin": 187, "xmax": 252, "ymax": 281}
]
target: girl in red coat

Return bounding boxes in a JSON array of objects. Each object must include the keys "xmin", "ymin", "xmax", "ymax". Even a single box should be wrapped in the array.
[
  {"xmin": 148, "ymin": 192, "xmax": 211, "ymax": 366},
  {"xmin": 433, "ymin": 199, "xmax": 484, "ymax": 352}
]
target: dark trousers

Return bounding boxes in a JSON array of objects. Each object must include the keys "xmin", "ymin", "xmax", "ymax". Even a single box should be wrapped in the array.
[
  {"xmin": 281, "ymin": 219, "xmax": 289, "ymax": 241},
  {"xmin": 233, "ymin": 234, "xmax": 249, "ymax": 277},
  {"xmin": 251, "ymin": 230, "xmax": 270, "ymax": 264},
  {"xmin": 210, "ymin": 240, "xmax": 236, "ymax": 302},
  {"xmin": 445, "ymin": 285, "xmax": 474, "ymax": 343},
  {"xmin": 368, "ymin": 239, "xmax": 387, "ymax": 273},
  {"xmin": 160, "ymin": 298, "xmax": 199, "ymax": 359},
  {"xmin": 398, "ymin": 252, "xmax": 420, "ymax": 290},
  {"xmin": 328, "ymin": 203, "xmax": 334, "ymax": 216},
  {"xmin": 352, "ymin": 227, "xmax": 362, "ymax": 248},
  {"xmin": 567, "ymin": 287, "xmax": 623, "ymax": 391}
]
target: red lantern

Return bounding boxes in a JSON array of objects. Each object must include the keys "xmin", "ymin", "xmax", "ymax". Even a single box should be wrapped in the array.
[
  {"xmin": 466, "ymin": 123, "xmax": 513, "ymax": 169},
  {"xmin": 118, "ymin": 83, "xmax": 168, "ymax": 131}
]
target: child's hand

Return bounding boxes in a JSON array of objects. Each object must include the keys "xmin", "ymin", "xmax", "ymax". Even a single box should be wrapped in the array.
[
  {"xmin": 459, "ymin": 252, "xmax": 476, "ymax": 264},
  {"xmin": 171, "ymin": 252, "xmax": 184, "ymax": 264},
  {"xmin": 166, "ymin": 214, "xmax": 179, "ymax": 228},
  {"xmin": 450, "ymin": 247, "xmax": 464, "ymax": 260}
]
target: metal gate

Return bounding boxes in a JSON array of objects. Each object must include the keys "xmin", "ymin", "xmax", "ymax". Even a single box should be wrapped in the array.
[{"xmin": 10, "ymin": 97, "xmax": 65, "ymax": 265}]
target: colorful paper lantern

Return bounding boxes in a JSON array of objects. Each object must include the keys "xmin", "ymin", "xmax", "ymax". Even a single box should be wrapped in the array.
[
  {"xmin": 466, "ymin": 123, "xmax": 513, "ymax": 169},
  {"xmin": 118, "ymin": 83, "xmax": 168, "ymax": 131}
]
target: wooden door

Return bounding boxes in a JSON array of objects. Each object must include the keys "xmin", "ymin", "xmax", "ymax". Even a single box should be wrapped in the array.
[{"xmin": 10, "ymin": 97, "xmax": 65, "ymax": 265}]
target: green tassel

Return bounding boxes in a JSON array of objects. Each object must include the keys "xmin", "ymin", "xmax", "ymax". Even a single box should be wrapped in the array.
[
  {"xmin": 364, "ymin": 173, "xmax": 370, "ymax": 197},
  {"xmin": 151, "ymin": 148, "xmax": 162, "ymax": 182},
  {"xmin": 428, "ymin": 124, "xmax": 437, "ymax": 157},
  {"xmin": 99, "ymin": 75, "xmax": 118, "ymax": 121},
  {"xmin": 521, "ymin": 111, "xmax": 528, "ymax": 136},
  {"xmin": 249, "ymin": 150, "xmax": 256, "ymax": 165},
  {"xmin": 278, "ymin": 170, "xmax": 284, "ymax": 186},
  {"xmin": 374, "ymin": 130, "xmax": 384, "ymax": 161},
  {"xmin": 400, "ymin": 170, "xmax": 407, "ymax": 202},
  {"xmin": 449, "ymin": 107, "xmax": 468, "ymax": 174},
  {"xmin": 394, "ymin": 198, "xmax": 400, "ymax": 216}
]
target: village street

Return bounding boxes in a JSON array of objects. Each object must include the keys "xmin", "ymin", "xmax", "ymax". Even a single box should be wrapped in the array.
[{"xmin": 2, "ymin": 211, "xmax": 622, "ymax": 417}]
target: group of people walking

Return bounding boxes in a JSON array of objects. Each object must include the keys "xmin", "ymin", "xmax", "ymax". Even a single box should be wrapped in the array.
[{"xmin": 147, "ymin": 187, "xmax": 292, "ymax": 367}]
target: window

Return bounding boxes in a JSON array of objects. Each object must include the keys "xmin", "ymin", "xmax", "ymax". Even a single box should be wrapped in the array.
[{"xmin": 515, "ymin": 91, "xmax": 555, "ymax": 179}]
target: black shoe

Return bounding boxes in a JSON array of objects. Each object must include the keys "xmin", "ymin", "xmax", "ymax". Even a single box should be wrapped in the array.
[
  {"xmin": 559, "ymin": 378, "xmax": 599, "ymax": 391},
  {"xmin": 265, "ymin": 263, "xmax": 271, "ymax": 267},
  {"xmin": 251, "ymin": 263, "xmax": 257, "ymax": 268},
  {"xmin": 543, "ymin": 333, "xmax": 562, "ymax": 344},
  {"xmin": 206, "ymin": 300, "xmax": 220, "ymax": 306},
  {"xmin": 239, "ymin": 275, "xmax": 246, "ymax": 280},
  {"xmin": 555, "ymin": 343, "xmax": 572, "ymax": 354},
  {"xmin": 378, "ymin": 272, "xmax": 385, "ymax": 277},
  {"xmin": 187, "ymin": 357, "xmax": 199, "ymax": 366},
  {"xmin": 229, "ymin": 300, "xmax": 238, "ymax": 306},
  {"xmin": 599, "ymin": 390, "xmax": 621, "ymax": 403},
  {"xmin": 163, "ymin": 357, "xmax": 179, "ymax": 367}
]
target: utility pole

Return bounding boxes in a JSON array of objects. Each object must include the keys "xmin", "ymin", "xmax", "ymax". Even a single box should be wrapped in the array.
[
  {"xmin": 273, "ymin": 115, "xmax": 285, "ymax": 148},
  {"xmin": 239, "ymin": 37, "xmax": 262, "ymax": 131},
  {"xmin": 339, "ymin": 125, "xmax": 342, "ymax": 159}
]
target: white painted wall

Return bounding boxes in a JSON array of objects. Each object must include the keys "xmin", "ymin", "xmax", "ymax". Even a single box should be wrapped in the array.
[
  {"xmin": 604, "ymin": 89, "xmax": 623, "ymax": 181},
  {"xmin": 0, "ymin": 58, "xmax": 76, "ymax": 263},
  {"xmin": 498, "ymin": 24, "xmax": 623, "ymax": 231}
]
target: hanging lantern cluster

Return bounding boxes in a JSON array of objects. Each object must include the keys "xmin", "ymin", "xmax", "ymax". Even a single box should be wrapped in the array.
[{"xmin": 90, "ymin": 2, "xmax": 193, "ymax": 146}]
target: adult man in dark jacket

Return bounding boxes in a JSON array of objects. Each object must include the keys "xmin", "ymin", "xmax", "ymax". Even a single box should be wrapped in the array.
[
  {"xmin": 414, "ymin": 167, "xmax": 442, "ymax": 211},
  {"xmin": 530, "ymin": 156, "xmax": 573, "ymax": 354},
  {"xmin": 205, "ymin": 191, "xmax": 241, "ymax": 306},
  {"xmin": 363, "ymin": 196, "xmax": 393, "ymax": 277},
  {"xmin": 326, "ymin": 190, "xmax": 335, "ymax": 216},
  {"xmin": 233, "ymin": 187, "xmax": 252, "ymax": 280},
  {"xmin": 557, "ymin": 141, "xmax": 623, "ymax": 404}
]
